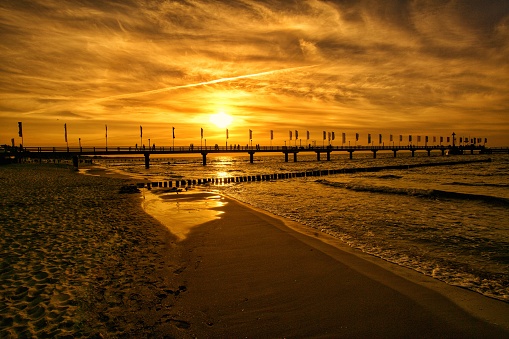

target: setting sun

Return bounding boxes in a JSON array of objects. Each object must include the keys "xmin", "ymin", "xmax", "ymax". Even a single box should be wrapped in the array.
[{"xmin": 210, "ymin": 112, "xmax": 234, "ymax": 129}]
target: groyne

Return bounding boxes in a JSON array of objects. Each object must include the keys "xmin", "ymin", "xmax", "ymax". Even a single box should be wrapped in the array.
[{"xmin": 136, "ymin": 158, "xmax": 491, "ymax": 190}]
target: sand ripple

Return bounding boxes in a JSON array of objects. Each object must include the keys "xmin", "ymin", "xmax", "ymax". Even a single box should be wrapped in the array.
[{"xmin": 0, "ymin": 164, "xmax": 190, "ymax": 337}]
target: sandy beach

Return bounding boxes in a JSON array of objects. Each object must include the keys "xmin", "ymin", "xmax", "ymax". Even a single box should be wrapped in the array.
[{"xmin": 1, "ymin": 163, "xmax": 509, "ymax": 338}]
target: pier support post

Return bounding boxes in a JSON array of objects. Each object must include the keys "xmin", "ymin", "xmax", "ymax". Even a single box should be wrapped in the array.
[
  {"xmin": 393, "ymin": 150, "xmax": 397, "ymax": 158},
  {"xmin": 348, "ymin": 150, "xmax": 353, "ymax": 160},
  {"xmin": 427, "ymin": 149, "xmax": 431, "ymax": 156},
  {"xmin": 411, "ymin": 149, "xmax": 415, "ymax": 157},
  {"xmin": 441, "ymin": 149, "xmax": 445, "ymax": 156},
  {"xmin": 326, "ymin": 152, "xmax": 331, "ymax": 161},
  {"xmin": 316, "ymin": 152, "xmax": 321, "ymax": 161},
  {"xmin": 293, "ymin": 152, "xmax": 298, "ymax": 162},
  {"xmin": 284, "ymin": 152, "xmax": 289, "ymax": 162},
  {"xmin": 201, "ymin": 152, "xmax": 207, "ymax": 166},
  {"xmin": 372, "ymin": 150, "xmax": 377, "ymax": 159},
  {"xmin": 72, "ymin": 155, "xmax": 79, "ymax": 169},
  {"xmin": 249, "ymin": 151, "xmax": 255, "ymax": 164},
  {"xmin": 144, "ymin": 152, "xmax": 150, "ymax": 169}
]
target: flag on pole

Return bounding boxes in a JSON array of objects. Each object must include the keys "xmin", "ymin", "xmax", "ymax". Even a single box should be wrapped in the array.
[
  {"xmin": 418, "ymin": 136, "xmax": 421, "ymax": 142},
  {"xmin": 289, "ymin": 130, "xmax": 292, "ymax": 140},
  {"xmin": 172, "ymin": 127, "xmax": 175, "ymax": 139},
  {"xmin": 331, "ymin": 132, "xmax": 335, "ymax": 140},
  {"xmin": 425, "ymin": 136, "xmax": 428, "ymax": 143},
  {"xmin": 485, "ymin": 138, "xmax": 488, "ymax": 143},
  {"xmin": 356, "ymin": 133, "xmax": 359, "ymax": 141},
  {"xmin": 409, "ymin": 135, "xmax": 412, "ymax": 142},
  {"xmin": 64, "ymin": 123, "xmax": 68, "ymax": 142},
  {"xmin": 390, "ymin": 134, "xmax": 393, "ymax": 142},
  {"xmin": 342, "ymin": 133, "xmax": 346, "ymax": 144},
  {"xmin": 447, "ymin": 136, "xmax": 450, "ymax": 143},
  {"xmin": 295, "ymin": 130, "xmax": 298, "ymax": 139},
  {"xmin": 399, "ymin": 135, "xmax": 402, "ymax": 142},
  {"xmin": 226, "ymin": 128, "xmax": 229, "ymax": 139},
  {"xmin": 307, "ymin": 131, "xmax": 310, "ymax": 140},
  {"xmin": 105, "ymin": 124, "xmax": 108, "ymax": 138},
  {"xmin": 323, "ymin": 131, "xmax": 326, "ymax": 140},
  {"xmin": 368, "ymin": 134, "xmax": 371, "ymax": 144},
  {"xmin": 379, "ymin": 134, "xmax": 382, "ymax": 144},
  {"xmin": 140, "ymin": 126, "xmax": 143, "ymax": 138},
  {"xmin": 459, "ymin": 137, "xmax": 462, "ymax": 143},
  {"xmin": 440, "ymin": 136, "xmax": 443, "ymax": 143},
  {"xmin": 201, "ymin": 128, "xmax": 204, "ymax": 138},
  {"xmin": 270, "ymin": 130, "xmax": 273, "ymax": 140},
  {"xmin": 433, "ymin": 136, "xmax": 436, "ymax": 143},
  {"xmin": 18, "ymin": 122, "xmax": 23, "ymax": 137},
  {"xmin": 249, "ymin": 129, "xmax": 252, "ymax": 140}
]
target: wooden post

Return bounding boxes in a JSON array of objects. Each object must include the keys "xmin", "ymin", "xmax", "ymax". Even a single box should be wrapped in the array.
[{"xmin": 144, "ymin": 152, "xmax": 150, "ymax": 169}]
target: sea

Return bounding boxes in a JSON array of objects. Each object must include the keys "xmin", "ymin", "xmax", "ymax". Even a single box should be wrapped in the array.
[{"xmin": 95, "ymin": 151, "xmax": 509, "ymax": 302}]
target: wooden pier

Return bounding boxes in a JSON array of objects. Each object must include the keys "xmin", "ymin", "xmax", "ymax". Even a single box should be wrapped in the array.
[{"xmin": 8, "ymin": 144, "xmax": 491, "ymax": 168}]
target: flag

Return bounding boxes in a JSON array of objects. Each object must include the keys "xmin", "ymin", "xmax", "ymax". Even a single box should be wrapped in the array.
[
  {"xmin": 379, "ymin": 134, "xmax": 382, "ymax": 144},
  {"xmin": 460, "ymin": 137, "xmax": 462, "ymax": 143},
  {"xmin": 11, "ymin": 138, "xmax": 14, "ymax": 147},
  {"xmin": 270, "ymin": 130, "xmax": 273, "ymax": 140},
  {"xmin": 140, "ymin": 125, "xmax": 143, "ymax": 138},
  {"xmin": 356, "ymin": 133, "xmax": 359, "ymax": 141},
  {"xmin": 368, "ymin": 134, "xmax": 371, "ymax": 144},
  {"xmin": 417, "ymin": 136, "xmax": 421, "ymax": 142},
  {"xmin": 433, "ymin": 136, "xmax": 436, "ymax": 143},
  {"xmin": 105, "ymin": 124, "xmax": 108, "ymax": 138},
  {"xmin": 425, "ymin": 136, "xmax": 428, "ymax": 143},
  {"xmin": 289, "ymin": 130, "xmax": 292, "ymax": 140},
  {"xmin": 390, "ymin": 134, "xmax": 393, "ymax": 142},
  {"xmin": 342, "ymin": 133, "xmax": 346, "ymax": 144},
  {"xmin": 18, "ymin": 122, "xmax": 23, "ymax": 137},
  {"xmin": 331, "ymin": 132, "xmax": 335, "ymax": 140},
  {"xmin": 64, "ymin": 123, "xmax": 68, "ymax": 142},
  {"xmin": 323, "ymin": 131, "xmax": 326, "ymax": 140},
  {"xmin": 307, "ymin": 131, "xmax": 310, "ymax": 140},
  {"xmin": 399, "ymin": 135, "xmax": 402, "ymax": 142},
  {"xmin": 485, "ymin": 138, "xmax": 487, "ymax": 143},
  {"xmin": 447, "ymin": 136, "xmax": 450, "ymax": 143},
  {"xmin": 201, "ymin": 128, "xmax": 204, "ymax": 138},
  {"xmin": 172, "ymin": 127, "xmax": 175, "ymax": 139},
  {"xmin": 295, "ymin": 130, "xmax": 298, "ymax": 139},
  {"xmin": 226, "ymin": 129, "xmax": 229, "ymax": 139},
  {"xmin": 409, "ymin": 135, "xmax": 412, "ymax": 142},
  {"xmin": 328, "ymin": 132, "xmax": 331, "ymax": 141},
  {"xmin": 440, "ymin": 136, "xmax": 443, "ymax": 143},
  {"xmin": 249, "ymin": 129, "xmax": 252, "ymax": 140}
]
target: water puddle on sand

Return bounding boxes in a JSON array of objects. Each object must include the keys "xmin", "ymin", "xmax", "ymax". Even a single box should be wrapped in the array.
[{"xmin": 142, "ymin": 189, "xmax": 226, "ymax": 241}]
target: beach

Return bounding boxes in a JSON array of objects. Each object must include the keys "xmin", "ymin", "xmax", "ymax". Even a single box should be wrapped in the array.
[{"xmin": 1, "ymin": 163, "xmax": 509, "ymax": 338}]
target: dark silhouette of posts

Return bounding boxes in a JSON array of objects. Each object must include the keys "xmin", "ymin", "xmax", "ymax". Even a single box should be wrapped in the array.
[
  {"xmin": 201, "ymin": 152, "xmax": 207, "ymax": 166},
  {"xmin": 144, "ymin": 152, "xmax": 150, "ymax": 169}
]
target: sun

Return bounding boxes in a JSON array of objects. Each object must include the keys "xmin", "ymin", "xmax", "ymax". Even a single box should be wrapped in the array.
[{"xmin": 210, "ymin": 111, "xmax": 234, "ymax": 129}]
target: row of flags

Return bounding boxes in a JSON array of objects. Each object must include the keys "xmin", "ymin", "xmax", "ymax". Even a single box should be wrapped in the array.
[{"xmin": 14, "ymin": 122, "xmax": 489, "ymax": 145}]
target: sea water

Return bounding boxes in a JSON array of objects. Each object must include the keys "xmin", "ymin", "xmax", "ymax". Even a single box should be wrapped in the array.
[{"xmin": 99, "ymin": 152, "xmax": 509, "ymax": 302}]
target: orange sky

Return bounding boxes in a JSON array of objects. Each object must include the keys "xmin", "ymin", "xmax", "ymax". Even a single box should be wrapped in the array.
[{"xmin": 1, "ymin": 0, "xmax": 508, "ymax": 147}]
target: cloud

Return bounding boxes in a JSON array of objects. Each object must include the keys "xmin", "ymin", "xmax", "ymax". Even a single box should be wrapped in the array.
[{"xmin": 0, "ymin": 0, "xmax": 508, "ymax": 145}]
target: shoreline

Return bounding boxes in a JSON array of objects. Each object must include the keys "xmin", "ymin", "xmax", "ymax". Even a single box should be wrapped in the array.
[
  {"xmin": 2, "ymin": 162, "xmax": 508, "ymax": 337},
  {"xmin": 83, "ymin": 160, "xmax": 509, "ymax": 332}
]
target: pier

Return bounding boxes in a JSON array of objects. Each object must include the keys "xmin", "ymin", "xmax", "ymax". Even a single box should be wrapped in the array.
[{"xmin": 6, "ymin": 144, "xmax": 490, "ymax": 168}]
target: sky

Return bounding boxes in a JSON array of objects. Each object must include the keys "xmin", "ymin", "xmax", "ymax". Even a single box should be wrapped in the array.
[{"xmin": 1, "ymin": 0, "xmax": 508, "ymax": 147}]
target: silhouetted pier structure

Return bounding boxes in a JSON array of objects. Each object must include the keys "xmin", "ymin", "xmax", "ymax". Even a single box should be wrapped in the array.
[{"xmin": 11, "ymin": 144, "xmax": 491, "ymax": 168}]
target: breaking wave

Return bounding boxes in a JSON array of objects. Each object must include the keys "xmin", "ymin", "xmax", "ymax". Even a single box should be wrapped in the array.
[{"xmin": 317, "ymin": 179, "xmax": 509, "ymax": 206}]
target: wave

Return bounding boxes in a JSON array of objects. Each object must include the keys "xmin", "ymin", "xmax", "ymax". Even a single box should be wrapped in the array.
[
  {"xmin": 446, "ymin": 182, "xmax": 509, "ymax": 188},
  {"xmin": 317, "ymin": 179, "xmax": 509, "ymax": 206}
]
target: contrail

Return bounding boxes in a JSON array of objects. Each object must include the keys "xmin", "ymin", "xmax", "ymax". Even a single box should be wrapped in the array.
[{"xmin": 93, "ymin": 64, "xmax": 318, "ymax": 102}]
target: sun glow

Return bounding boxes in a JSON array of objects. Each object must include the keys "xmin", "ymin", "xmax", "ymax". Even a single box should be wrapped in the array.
[{"xmin": 210, "ymin": 111, "xmax": 234, "ymax": 129}]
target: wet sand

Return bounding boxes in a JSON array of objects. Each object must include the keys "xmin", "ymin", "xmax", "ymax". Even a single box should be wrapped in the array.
[{"xmin": 1, "ymin": 163, "xmax": 508, "ymax": 338}]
